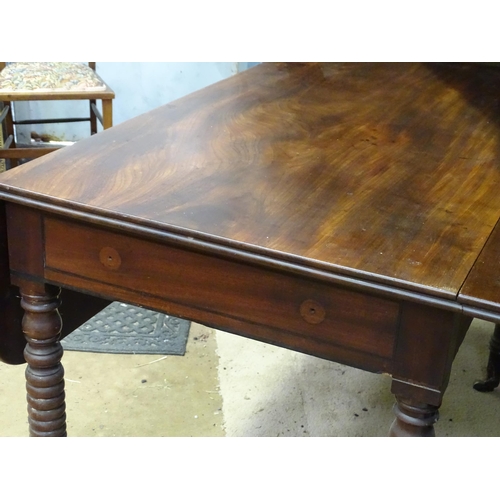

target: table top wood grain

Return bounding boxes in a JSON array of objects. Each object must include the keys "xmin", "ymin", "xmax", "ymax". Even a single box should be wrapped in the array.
[{"xmin": 1, "ymin": 62, "xmax": 500, "ymax": 301}]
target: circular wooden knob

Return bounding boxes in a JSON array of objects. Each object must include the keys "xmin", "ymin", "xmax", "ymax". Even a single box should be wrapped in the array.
[
  {"xmin": 300, "ymin": 299, "xmax": 326, "ymax": 324},
  {"xmin": 99, "ymin": 246, "xmax": 122, "ymax": 270}
]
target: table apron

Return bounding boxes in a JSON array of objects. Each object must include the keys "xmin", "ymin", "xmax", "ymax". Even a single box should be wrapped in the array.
[{"xmin": 38, "ymin": 216, "xmax": 400, "ymax": 373}]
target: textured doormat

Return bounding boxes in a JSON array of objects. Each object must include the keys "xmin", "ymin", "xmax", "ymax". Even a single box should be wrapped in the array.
[{"xmin": 61, "ymin": 302, "xmax": 190, "ymax": 355}]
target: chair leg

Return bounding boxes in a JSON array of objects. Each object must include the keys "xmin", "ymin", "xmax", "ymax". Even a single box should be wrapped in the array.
[
  {"xmin": 89, "ymin": 99, "xmax": 98, "ymax": 135},
  {"xmin": 473, "ymin": 323, "xmax": 500, "ymax": 392},
  {"xmin": 102, "ymin": 99, "xmax": 113, "ymax": 130},
  {"xmin": 3, "ymin": 101, "xmax": 18, "ymax": 169}
]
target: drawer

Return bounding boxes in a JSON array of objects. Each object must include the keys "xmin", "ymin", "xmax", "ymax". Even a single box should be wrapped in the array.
[{"xmin": 44, "ymin": 217, "xmax": 399, "ymax": 360}]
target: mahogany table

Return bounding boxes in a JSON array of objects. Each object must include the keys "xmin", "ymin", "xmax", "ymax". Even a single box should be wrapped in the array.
[{"xmin": 0, "ymin": 62, "xmax": 499, "ymax": 437}]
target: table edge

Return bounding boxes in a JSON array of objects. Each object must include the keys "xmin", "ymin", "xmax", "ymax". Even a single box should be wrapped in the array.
[{"xmin": 0, "ymin": 187, "xmax": 469, "ymax": 311}]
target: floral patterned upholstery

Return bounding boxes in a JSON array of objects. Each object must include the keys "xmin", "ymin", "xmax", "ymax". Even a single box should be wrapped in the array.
[{"xmin": 0, "ymin": 62, "xmax": 106, "ymax": 92}]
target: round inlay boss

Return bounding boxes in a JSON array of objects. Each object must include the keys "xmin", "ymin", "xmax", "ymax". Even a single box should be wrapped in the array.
[
  {"xmin": 99, "ymin": 246, "xmax": 122, "ymax": 270},
  {"xmin": 300, "ymin": 299, "xmax": 326, "ymax": 324}
]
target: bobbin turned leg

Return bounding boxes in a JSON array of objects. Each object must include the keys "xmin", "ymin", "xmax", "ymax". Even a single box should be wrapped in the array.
[
  {"xmin": 473, "ymin": 324, "xmax": 500, "ymax": 392},
  {"xmin": 20, "ymin": 282, "xmax": 66, "ymax": 437},
  {"xmin": 389, "ymin": 398, "xmax": 439, "ymax": 437}
]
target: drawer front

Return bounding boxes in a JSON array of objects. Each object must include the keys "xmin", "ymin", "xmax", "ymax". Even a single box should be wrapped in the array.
[{"xmin": 44, "ymin": 217, "xmax": 399, "ymax": 360}]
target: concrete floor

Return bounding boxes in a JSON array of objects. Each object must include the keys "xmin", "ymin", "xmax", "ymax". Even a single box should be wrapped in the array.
[{"xmin": 0, "ymin": 317, "xmax": 499, "ymax": 437}]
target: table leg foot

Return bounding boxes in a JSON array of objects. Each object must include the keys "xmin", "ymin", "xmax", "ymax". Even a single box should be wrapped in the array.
[
  {"xmin": 389, "ymin": 398, "xmax": 439, "ymax": 437},
  {"xmin": 21, "ymin": 283, "xmax": 67, "ymax": 437},
  {"xmin": 473, "ymin": 324, "xmax": 500, "ymax": 392}
]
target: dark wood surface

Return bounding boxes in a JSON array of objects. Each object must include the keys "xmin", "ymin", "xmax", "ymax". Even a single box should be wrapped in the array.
[
  {"xmin": 1, "ymin": 62, "xmax": 500, "ymax": 436},
  {"xmin": 1, "ymin": 63, "xmax": 500, "ymax": 298},
  {"xmin": 460, "ymin": 219, "xmax": 500, "ymax": 314}
]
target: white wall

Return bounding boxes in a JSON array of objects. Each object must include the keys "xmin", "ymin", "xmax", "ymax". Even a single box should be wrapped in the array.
[{"xmin": 13, "ymin": 62, "xmax": 252, "ymax": 143}]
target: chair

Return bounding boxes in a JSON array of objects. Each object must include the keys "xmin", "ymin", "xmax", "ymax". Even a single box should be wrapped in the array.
[{"xmin": 0, "ymin": 62, "xmax": 114, "ymax": 169}]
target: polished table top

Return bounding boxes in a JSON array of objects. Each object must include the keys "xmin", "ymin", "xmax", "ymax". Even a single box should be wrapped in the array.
[
  {"xmin": 1, "ymin": 62, "xmax": 500, "ymax": 436},
  {"xmin": 0, "ymin": 63, "xmax": 499, "ymax": 306}
]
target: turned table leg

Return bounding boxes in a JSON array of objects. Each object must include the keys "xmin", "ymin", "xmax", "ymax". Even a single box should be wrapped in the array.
[
  {"xmin": 20, "ymin": 282, "xmax": 67, "ymax": 437},
  {"xmin": 389, "ymin": 397, "xmax": 439, "ymax": 437},
  {"xmin": 473, "ymin": 323, "xmax": 500, "ymax": 392}
]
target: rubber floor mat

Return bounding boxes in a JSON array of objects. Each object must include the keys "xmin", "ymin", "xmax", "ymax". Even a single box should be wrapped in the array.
[{"xmin": 61, "ymin": 302, "xmax": 190, "ymax": 355}]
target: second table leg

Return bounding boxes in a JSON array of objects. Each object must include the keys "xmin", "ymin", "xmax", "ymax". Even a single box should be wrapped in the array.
[{"xmin": 389, "ymin": 397, "xmax": 439, "ymax": 437}]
